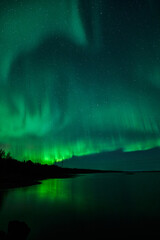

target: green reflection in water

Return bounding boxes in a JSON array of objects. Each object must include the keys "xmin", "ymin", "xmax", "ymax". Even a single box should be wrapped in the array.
[
  {"xmin": 16, "ymin": 178, "xmax": 87, "ymax": 210},
  {"xmin": 1, "ymin": 173, "xmax": 160, "ymax": 239}
]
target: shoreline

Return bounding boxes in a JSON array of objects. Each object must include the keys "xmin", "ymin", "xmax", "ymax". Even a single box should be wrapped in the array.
[
  {"xmin": 0, "ymin": 158, "xmax": 107, "ymax": 189},
  {"xmin": 1, "ymin": 157, "xmax": 160, "ymax": 190},
  {"xmin": 1, "ymin": 169, "xmax": 160, "ymax": 190}
]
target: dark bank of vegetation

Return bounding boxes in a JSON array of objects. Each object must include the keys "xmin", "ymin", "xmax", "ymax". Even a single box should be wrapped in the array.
[{"xmin": 0, "ymin": 149, "xmax": 106, "ymax": 189}]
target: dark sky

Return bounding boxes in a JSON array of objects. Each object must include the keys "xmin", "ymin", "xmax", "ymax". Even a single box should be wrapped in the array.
[{"xmin": 0, "ymin": 0, "xmax": 160, "ymax": 166}]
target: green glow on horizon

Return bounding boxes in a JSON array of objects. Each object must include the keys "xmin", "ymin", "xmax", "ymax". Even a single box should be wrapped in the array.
[{"xmin": 5, "ymin": 136, "xmax": 160, "ymax": 165}]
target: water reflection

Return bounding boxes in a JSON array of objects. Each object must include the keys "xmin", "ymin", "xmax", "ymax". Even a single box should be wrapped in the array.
[
  {"xmin": 0, "ymin": 173, "xmax": 160, "ymax": 239},
  {"xmin": 0, "ymin": 191, "xmax": 7, "ymax": 211},
  {"xmin": 37, "ymin": 178, "xmax": 76, "ymax": 201}
]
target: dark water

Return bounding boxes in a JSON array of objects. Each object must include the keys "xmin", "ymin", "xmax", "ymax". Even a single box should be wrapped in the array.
[{"xmin": 1, "ymin": 173, "xmax": 160, "ymax": 239}]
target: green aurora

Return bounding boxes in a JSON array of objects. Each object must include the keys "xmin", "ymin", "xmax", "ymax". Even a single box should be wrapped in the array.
[{"xmin": 0, "ymin": 0, "xmax": 160, "ymax": 165}]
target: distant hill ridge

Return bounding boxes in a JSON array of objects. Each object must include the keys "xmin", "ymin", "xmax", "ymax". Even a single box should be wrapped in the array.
[{"xmin": 59, "ymin": 148, "xmax": 160, "ymax": 171}]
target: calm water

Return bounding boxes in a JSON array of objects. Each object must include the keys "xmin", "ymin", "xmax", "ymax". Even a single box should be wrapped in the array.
[{"xmin": 1, "ymin": 173, "xmax": 160, "ymax": 239}]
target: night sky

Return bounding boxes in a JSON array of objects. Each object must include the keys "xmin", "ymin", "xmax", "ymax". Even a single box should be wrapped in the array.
[{"xmin": 0, "ymin": 0, "xmax": 160, "ymax": 166}]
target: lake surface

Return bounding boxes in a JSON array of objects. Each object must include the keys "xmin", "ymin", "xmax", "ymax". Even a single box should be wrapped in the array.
[{"xmin": 1, "ymin": 173, "xmax": 160, "ymax": 239}]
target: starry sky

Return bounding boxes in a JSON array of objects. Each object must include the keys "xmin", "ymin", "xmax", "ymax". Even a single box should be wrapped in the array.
[{"xmin": 0, "ymin": 0, "xmax": 160, "ymax": 167}]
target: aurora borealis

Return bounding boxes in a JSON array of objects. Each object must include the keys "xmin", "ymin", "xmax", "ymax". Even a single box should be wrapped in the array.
[{"xmin": 0, "ymin": 0, "xmax": 160, "ymax": 165}]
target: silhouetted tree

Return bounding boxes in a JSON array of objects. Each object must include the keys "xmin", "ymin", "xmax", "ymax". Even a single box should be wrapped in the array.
[
  {"xmin": 0, "ymin": 149, "xmax": 5, "ymax": 159},
  {"xmin": 6, "ymin": 152, "xmax": 12, "ymax": 160}
]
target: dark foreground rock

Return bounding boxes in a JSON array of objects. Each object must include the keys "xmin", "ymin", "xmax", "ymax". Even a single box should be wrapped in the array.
[{"xmin": 0, "ymin": 220, "xmax": 30, "ymax": 240}]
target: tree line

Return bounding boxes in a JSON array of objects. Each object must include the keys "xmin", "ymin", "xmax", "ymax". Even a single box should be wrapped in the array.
[{"xmin": 0, "ymin": 149, "xmax": 12, "ymax": 160}]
